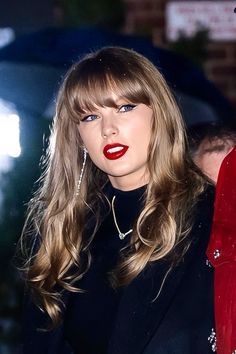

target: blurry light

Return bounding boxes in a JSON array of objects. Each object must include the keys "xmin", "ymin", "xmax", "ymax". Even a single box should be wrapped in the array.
[
  {"xmin": 0, "ymin": 99, "xmax": 21, "ymax": 158},
  {"xmin": 0, "ymin": 114, "xmax": 21, "ymax": 157},
  {"xmin": 0, "ymin": 28, "xmax": 15, "ymax": 48}
]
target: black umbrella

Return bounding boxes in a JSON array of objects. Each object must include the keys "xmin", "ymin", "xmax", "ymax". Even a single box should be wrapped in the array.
[
  {"xmin": 0, "ymin": 27, "xmax": 234, "ymax": 125},
  {"xmin": 0, "ymin": 61, "xmax": 63, "ymax": 116}
]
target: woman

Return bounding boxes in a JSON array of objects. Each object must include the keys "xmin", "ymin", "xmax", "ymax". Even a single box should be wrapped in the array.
[{"xmin": 20, "ymin": 47, "xmax": 215, "ymax": 354}]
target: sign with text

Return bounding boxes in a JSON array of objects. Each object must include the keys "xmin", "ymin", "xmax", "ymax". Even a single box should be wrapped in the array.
[{"xmin": 166, "ymin": 1, "xmax": 236, "ymax": 41}]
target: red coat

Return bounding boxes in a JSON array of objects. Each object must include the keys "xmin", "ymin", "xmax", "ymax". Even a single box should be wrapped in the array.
[{"xmin": 207, "ymin": 146, "xmax": 236, "ymax": 354}]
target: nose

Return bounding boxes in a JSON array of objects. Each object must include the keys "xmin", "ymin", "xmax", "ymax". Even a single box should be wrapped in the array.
[{"xmin": 101, "ymin": 114, "xmax": 118, "ymax": 139}]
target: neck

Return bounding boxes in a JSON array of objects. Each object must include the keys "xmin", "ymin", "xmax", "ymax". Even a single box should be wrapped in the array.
[{"xmin": 108, "ymin": 173, "xmax": 149, "ymax": 191}]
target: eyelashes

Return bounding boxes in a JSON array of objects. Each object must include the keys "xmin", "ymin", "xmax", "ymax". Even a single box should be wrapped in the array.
[
  {"xmin": 118, "ymin": 104, "xmax": 137, "ymax": 113},
  {"xmin": 80, "ymin": 103, "xmax": 137, "ymax": 122},
  {"xmin": 81, "ymin": 114, "xmax": 98, "ymax": 122}
]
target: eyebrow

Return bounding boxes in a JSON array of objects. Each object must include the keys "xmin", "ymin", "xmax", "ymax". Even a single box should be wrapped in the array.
[{"xmin": 85, "ymin": 97, "xmax": 132, "ymax": 112}]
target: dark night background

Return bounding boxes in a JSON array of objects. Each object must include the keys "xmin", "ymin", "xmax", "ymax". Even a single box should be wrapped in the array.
[{"xmin": 0, "ymin": 1, "xmax": 235, "ymax": 353}]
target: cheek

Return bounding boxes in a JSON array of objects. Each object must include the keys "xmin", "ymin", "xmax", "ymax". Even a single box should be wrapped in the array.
[
  {"xmin": 78, "ymin": 128, "xmax": 94, "ymax": 149},
  {"xmin": 138, "ymin": 122, "xmax": 152, "ymax": 148},
  {"xmin": 78, "ymin": 127, "xmax": 85, "ymax": 143},
  {"xmin": 137, "ymin": 134, "xmax": 150, "ymax": 152},
  {"xmin": 78, "ymin": 131, "xmax": 102, "ymax": 165}
]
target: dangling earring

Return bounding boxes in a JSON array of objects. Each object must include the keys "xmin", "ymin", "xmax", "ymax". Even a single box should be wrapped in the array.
[{"xmin": 76, "ymin": 147, "xmax": 87, "ymax": 196}]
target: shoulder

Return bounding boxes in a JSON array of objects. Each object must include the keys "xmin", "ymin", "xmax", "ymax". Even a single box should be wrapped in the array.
[
  {"xmin": 188, "ymin": 184, "xmax": 215, "ymax": 251},
  {"xmin": 216, "ymin": 145, "xmax": 236, "ymax": 194},
  {"xmin": 193, "ymin": 184, "xmax": 215, "ymax": 222}
]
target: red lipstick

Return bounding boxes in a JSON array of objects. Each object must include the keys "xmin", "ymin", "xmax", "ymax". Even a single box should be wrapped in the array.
[{"xmin": 103, "ymin": 143, "xmax": 129, "ymax": 160}]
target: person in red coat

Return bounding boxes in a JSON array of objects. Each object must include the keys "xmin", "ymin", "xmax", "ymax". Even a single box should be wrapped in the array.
[{"xmin": 207, "ymin": 145, "xmax": 236, "ymax": 354}]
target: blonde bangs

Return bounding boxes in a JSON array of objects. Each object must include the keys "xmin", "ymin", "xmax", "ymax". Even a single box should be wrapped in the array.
[{"xmin": 63, "ymin": 55, "xmax": 150, "ymax": 122}]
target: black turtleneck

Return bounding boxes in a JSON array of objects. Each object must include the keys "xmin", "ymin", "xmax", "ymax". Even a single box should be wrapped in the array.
[{"xmin": 64, "ymin": 183, "xmax": 146, "ymax": 354}]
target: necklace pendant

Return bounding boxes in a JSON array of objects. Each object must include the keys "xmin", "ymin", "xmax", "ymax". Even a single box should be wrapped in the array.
[
  {"xmin": 118, "ymin": 229, "xmax": 133, "ymax": 240},
  {"xmin": 111, "ymin": 196, "xmax": 133, "ymax": 240},
  {"xmin": 119, "ymin": 233, "xmax": 126, "ymax": 240}
]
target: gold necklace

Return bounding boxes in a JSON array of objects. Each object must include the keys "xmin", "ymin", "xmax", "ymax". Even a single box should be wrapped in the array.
[{"xmin": 111, "ymin": 195, "xmax": 133, "ymax": 240}]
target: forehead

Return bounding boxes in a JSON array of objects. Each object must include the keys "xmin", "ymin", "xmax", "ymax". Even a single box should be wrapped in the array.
[
  {"xmin": 71, "ymin": 74, "xmax": 149, "ymax": 115},
  {"xmin": 78, "ymin": 90, "xmax": 137, "ymax": 115},
  {"xmin": 87, "ymin": 92, "xmax": 133, "ymax": 109}
]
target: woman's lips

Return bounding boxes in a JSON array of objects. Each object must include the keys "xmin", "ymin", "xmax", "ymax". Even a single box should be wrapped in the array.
[{"xmin": 103, "ymin": 143, "xmax": 129, "ymax": 160}]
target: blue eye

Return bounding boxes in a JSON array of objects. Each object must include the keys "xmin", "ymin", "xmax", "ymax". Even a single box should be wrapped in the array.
[
  {"xmin": 81, "ymin": 114, "xmax": 98, "ymax": 122},
  {"xmin": 119, "ymin": 104, "xmax": 137, "ymax": 113}
]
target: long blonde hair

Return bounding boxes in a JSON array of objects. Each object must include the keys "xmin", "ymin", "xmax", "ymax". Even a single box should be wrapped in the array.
[{"xmin": 20, "ymin": 47, "xmax": 205, "ymax": 327}]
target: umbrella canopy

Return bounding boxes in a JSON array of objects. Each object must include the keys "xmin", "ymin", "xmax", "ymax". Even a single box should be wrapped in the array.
[
  {"xmin": 0, "ymin": 27, "xmax": 234, "ymax": 125},
  {"xmin": 0, "ymin": 61, "xmax": 63, "ymax": 116}
]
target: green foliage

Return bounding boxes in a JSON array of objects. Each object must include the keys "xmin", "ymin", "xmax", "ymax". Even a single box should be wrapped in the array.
[
  {"xmin": 169, "ymin": 27, "xmax": 209, "ymax": 68},
  {"xmin": 58, "ymin": 0, "xmax": 125, "ymax": 29}
]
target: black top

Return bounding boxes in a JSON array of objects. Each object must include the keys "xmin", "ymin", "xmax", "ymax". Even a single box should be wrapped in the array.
[
  {"xmin": 20, "ymin": 184, "xmax": 215, "ymax": 354},
  {"xmin": 64, "ymin": 184, "xmax": 146, "ymax": 354}
]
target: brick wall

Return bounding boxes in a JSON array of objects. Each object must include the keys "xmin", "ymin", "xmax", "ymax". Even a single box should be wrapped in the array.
[
  {"xmin": 123, "ymin": 0, "xmax": 167, "ymax": 43},
  {"xmin": 205, "ymin": 42, "xmax": 236, "ymax": 109},
  {"xmin": 123, "ymin": 0, "xmax": 236, "ymax": 113}
]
